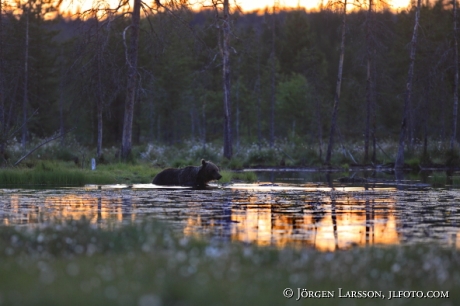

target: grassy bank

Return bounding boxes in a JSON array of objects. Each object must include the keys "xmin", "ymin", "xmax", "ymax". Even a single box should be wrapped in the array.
[
  {"xmin": 4, "ymin": 136, "xmax": 460, "ymax": 171},
  {"xmin": 0, "ymin": 219, "xmax": 458, "ymax": 305},
  {"xmin": 0, "ymin": 160, "xmax": 256, "ymax": 187},
  {"xmin": 2, "ymin": 136, "xmax": 460, "ymax": 187},
  {"xmin": 0, "ymin": 161, "xmax": 154, "ymax": 187}
]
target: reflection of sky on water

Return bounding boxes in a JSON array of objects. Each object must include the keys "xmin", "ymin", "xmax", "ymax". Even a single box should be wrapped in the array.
[{"xmin": 0, "ymin": 184, "xmax": 459, "ymax": 251}]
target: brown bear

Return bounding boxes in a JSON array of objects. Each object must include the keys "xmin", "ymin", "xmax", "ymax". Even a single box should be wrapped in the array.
[{"xmin": 152, "ymin": 159, "xmax": 222, "ymax": 188}]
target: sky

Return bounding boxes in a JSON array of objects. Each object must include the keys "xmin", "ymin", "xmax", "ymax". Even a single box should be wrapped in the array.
[{"xmin": 60, "ymin": 0, "xmax": 412, "ymax": 15}]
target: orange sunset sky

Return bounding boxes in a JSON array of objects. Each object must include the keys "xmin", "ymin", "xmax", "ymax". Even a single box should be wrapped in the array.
[{"xmin": 59, "ymin": 0, "xmax": 412, "ymax": 15}]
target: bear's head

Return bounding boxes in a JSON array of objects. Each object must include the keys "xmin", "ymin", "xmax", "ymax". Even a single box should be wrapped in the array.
[{"xmin": 199, "ymin": 159, "xmax": 222, "ymax": 183}]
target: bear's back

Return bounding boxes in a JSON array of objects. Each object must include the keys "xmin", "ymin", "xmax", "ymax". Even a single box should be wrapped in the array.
[{"xmin": 152, "ymin": 168, "xmax": 182, "ymax": 185}]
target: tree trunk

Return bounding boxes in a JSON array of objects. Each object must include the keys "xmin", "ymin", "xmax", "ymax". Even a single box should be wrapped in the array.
[
  {"xmin": 325, "ymin": 0, "xmax": 347, "ymax": 165},
  {"xmin": 0, "ymin": 0, "xmax": 4, "ymax": 157},
  {"xmin": 364, "ymin": 0, "xmax": 374, "ymax": 163},
  {"xmin": 202, "ymin": 100, "xmax": 206, "ymax": 151},
  {"xmin": 315, "ymin": 97, "xmax": 323, "ymax": 161},
  {"xmin": 451, "ymin": 0, "xmax": 459, "ymax": 150},
  {"xmin": 255, "ymin": 36, "xmax": 262, "ymax": 150},
  {"xmin": 96, "ymin": 17, "xmax": 103, "ymax": 159},
  {"xmin": 395, "ymin": 0, "xmax": 421, "ymax": 169},
  {"xmin": 222, "ymin": 0, "xmax": 232, "ymax": 159},
  {"xmin": 22, "ymin": 5, "xmax": 30, "ymax": 149},
  {"xmin": 371, "ymin": 48, "xmax": 377, "ymax": 163},
  {"xmin": 59, "ymin": 73, "xmax": 65, "ymax": 145},
  {"xmin": 121, "ymin": 0, "xmax": 141, "ymax": 160},
  {"xmin": 256, "ymin": 49, "xmax": 262, "ymax": 150},
  {"xmin": 236, "ymin": 79, "xmax": 240, "ymax": 153},
  {"xmin": 269, "ymin": 4, "xmax": 276, "ymax": 148}
]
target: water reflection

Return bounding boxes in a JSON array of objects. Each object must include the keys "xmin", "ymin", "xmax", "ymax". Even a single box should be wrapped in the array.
[
  {"xmin": 1, "ymin": 184, "xmax": 460, "ymax": 251},
  {"xmin": 0, "ymin": 190, "xmax": 135, "ymax": 225},
  {"xmin": 182, "ymin": 186, "xmax": 399, "ymax": 251}
]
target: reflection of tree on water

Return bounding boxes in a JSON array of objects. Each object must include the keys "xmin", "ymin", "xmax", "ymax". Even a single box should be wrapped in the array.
[
  {"xmin": 331, "ymin": 194, "xmax": 339, "ymax": 251},
  {"xmin": 365, "ymin": 198, "xmax": 373, "ymax": 245},
  {"xmin": 326, "ymin": 173, "xmax": 339, "ymax": 251},
  {"xmin": 208, "ymin": 200, "xmax": 233, "ymax": 242},
  {"xmin": 181, "ymin": 188, "xmax": 399, "ymax": 251},
  {"xmin": 0, "ymin": 191, "xmax": 135, "ymax": 225},
  {"xmin": 7, "ymin": 186, "xmax": 458, "ymax": 250}
]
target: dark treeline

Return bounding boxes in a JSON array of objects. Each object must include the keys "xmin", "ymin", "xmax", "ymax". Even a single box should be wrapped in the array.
[{"xmin": 0, "ymin": 0, "xmax": 458, "ymax": 163}]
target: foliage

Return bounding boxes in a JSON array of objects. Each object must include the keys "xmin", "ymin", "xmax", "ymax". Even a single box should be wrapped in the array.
[
  {"xmin": 2, "ymin": 4, "xmax": 460, "ymax": 165},
  {"xmin": 245, "ymin": 145, "xmax": 280, "ymax": 167}
]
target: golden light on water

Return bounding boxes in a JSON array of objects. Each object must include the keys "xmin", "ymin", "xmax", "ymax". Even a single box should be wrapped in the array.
[
  {"xmin": 1, "ymin": 184, "xmax": 458, "ymax": 251},
  {"xmin": 206, "ymin": 192, "xmax": 400, "ymax": 250}
]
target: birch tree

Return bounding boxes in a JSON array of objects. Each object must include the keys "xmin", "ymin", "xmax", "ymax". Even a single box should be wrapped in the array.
[
  {"xmin": 325, "ymin": 0, "xmax": 348, "ymax": 165},
  {"xmin": 364, "ymin": 0, "xmax": 374, "ymax": 163},
  {"xmin": 210, "ymin": 0, "xmax": 233, "ymax": 159},
  {"xmin": 395, "ymin": 0, "xmax": 421, "ymax": 169},
  {"xmin": 21, "ymin": 2, "xmax": 29, "ymax": 149},
  {"xmin": 270, "ymin": 1, "xmax": 278, "ymax": 148},
  {"xmin": 121, "ymin": 0, "xmax": 141, "ymax": 160},
  {"xmin": 451, "ymin": 0, "xmax": 459, "ymax": 150}
]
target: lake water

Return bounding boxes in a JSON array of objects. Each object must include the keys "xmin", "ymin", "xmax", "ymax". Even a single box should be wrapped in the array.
[{"xmin": 1, "ymin": 170, "xmax": 460, "ymax": 251}]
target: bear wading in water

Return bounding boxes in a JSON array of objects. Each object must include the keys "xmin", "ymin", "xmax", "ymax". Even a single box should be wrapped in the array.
[{"xmin": 152, "ymin": 159, "xmax": 222, "ymax": 188}]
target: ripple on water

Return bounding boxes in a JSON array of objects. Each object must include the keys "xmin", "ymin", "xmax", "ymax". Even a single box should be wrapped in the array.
[{"xmin": 0, "ymin": 182, "xmax": 460, "ymax": 251}]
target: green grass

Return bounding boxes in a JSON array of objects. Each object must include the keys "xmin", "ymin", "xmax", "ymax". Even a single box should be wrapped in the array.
[
  {"xmin": 0, "ymin": 219, "xmax": 458, "ymax": 305},
  {"xmin": 0, "ymin": 161, "xmax": 256, "ymax": 187},
  {"xmin": 218, "ymin": 170, "xmax": 258, "ymax": 184},
  {"xmin": 0, "ymin": 161, "xmax": 158, "ymax": 187}
]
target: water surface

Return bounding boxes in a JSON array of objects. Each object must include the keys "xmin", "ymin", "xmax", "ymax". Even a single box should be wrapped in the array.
[{"xmin": 1, "ymin": 170, "xmax": 460, "ymax": 251}]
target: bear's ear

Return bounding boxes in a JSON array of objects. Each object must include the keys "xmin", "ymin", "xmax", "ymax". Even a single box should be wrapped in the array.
[{"xmin": 201, "ymin": 159, "xmax": 206, "ymax": 166}]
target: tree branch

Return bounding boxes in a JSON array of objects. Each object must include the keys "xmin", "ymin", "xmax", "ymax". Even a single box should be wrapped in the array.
[{"xmin": 14, "ymin": 127, "xmax": 76, "ymax": 166}]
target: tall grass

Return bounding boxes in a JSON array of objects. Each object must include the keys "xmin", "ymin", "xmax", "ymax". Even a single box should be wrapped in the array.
[
  {"xmin": 0, "ymin": 167, "xmax": 86, "ymax": 186},
  {"xmin": 0, "ymin": 161, "xmax": 155, "ymax": 187}
]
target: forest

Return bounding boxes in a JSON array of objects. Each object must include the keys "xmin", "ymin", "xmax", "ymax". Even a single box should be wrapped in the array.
[{"xmin": 0, "ymin": 0, "xmax": 459, "ymax": 168}]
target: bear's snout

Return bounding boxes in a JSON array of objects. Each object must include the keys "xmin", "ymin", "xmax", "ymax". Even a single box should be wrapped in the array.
[{"xmin": 216, "ymin": 174, "xmax": 222, "ymax": 180}]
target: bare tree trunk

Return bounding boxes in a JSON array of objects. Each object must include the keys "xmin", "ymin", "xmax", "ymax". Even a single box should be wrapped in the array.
[
  {"xmin": 256, "ymin": 49, "xmax": 262, "ymax": 150},
  {"xmin": 202, "ymin": 100, "xmax": 206, "ymax": 151},
  {"xmin": 451, "ymin": 0, "xmax": 459, "ymax": 150},
  {"xmin": 395, "ymin": 0, "xmax": 421, "ymax": 169},
  {"xmin": 59, "ymin": 75, "xmax": 65, "ymax": 145},
  {"xmin": 269, "ymin": 3, "xmax": 277, "ymax": 148},
  {"xmin": 315, "ymin": 97, "xmax": 323, "ymax": 161},
  {"xmin": 96, "ymin": 18, "xmax": 103, "ymax": 159},
  {"xmin": 222, "ymin": 0, "xmax": 232, "ymax": 159},
  {"xmin": 22, "ymin": 5, "xmax": 29, "ymax": 149},
  {"xmin": 0, "ymin": 0, "xmax": 4, "ymax": 157},
  {"xmin": 371, "ymin": 48, "xmax": 377, "ymax": 163},
  {"xmin": 364, "ymin": 0, "xmax": 373, "ymax": 163},
  {"xmin": 190, "ymin": 107, "xmax": 195, "ymax": 140},
  {"xmin": 236, "ymin": 79, "xmax": 240, "ymax": 153},
  {"xmin": 149, "ymin": 101, "xmax": 154, "ymax": 142},
  {"xmin": 325, "ymin": 0, "xmax": 347, "ymax": 165},
  {"xmin": 121, "ymin": 0, "xmax": 141, "ymax": 160}
]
